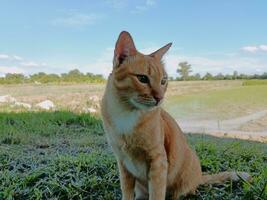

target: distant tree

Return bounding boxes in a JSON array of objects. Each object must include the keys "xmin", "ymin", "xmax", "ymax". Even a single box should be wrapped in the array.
[
  {"xmin": 44, "ymin": 74, "xmax": 60, "ymax": 83},
  {"xmin": 61, "ymin": 69, "xmax": 83, "ymax": 82},
  {"xmin": 0, "ymin": 69, "xmax": 105, "ymax": 84},
  {"xmin": 5, "ymin": 73, "xmax": 26, "ymax": 84},
  {"xmin": 261, "ymin": 72, "xmax": 267, "ymax": 79},
  {"xmin": 233, "ymin": 71, "xmax": 238, "ymax": 80},
  {"xmin": 177, "ymin": 62, "xmax": 192, "ymax": 81},
  {"xmin": 238, "ymin": 73, "xmax": 248, "ymax": 80},
  {"xmin": 187, "ymin": 73, "xmax": 201, "ymax": 81},
  {"xmin": 31, "ymin": 72, "xmax": 60, "ymax": 83},
  {"xmin": 194, "ymin": 73, "xmax": 201, "ymax": 80},
  {"xmin": 203, "ymin": 72, "xmax": 213, "ymax": 80},
  {"xmin": 86, "ymin": 72, "xmax": 94, "ymax": 77},
  {"xmin": 224, "ymin": 74, "xmax": 233, "ymax": 80},
  {"xmin": 30, "ymin": 72, "xmax": 49, "ymax": 83},
  {"xmin": 251, "ymin": 74, "xmax": 260, "ymax": 79},
  {"xmin": 214, "ymin": 73, "xmax": 224, "ymax": 80},
  {"xmin": 175, "ymin": 77, "xmax": 182, "ymax": 81},
  {"xmin": 68, "ymin": 69, "xmax": 83, "ymax": 76},
  {"xmin": 168, "ymin": 76, "xmax": 174, "ymax": 81}
]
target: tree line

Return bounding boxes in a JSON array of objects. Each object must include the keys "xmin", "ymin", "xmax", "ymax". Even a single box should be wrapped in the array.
[
  {"xmin": 0, "ymin": 69, "xmax": 105, "ymax": 84},
  {"xmin": 173, "ymin": 61, "xmax": 267, "ymax": 81},
  {"xmin": 1, "ymin": 63, "xmax": 267, "ymax": 84}
]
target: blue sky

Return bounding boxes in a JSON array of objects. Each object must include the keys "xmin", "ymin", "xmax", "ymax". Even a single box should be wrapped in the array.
[{"xmin": 1, "ymin": 0, "xmax": 267, "ymax": 77}]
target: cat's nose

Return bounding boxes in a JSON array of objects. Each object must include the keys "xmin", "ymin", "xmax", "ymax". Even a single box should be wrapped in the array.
[{"xmin": 153, "ymin": 95, "xmax": 163, "ymax": 105}]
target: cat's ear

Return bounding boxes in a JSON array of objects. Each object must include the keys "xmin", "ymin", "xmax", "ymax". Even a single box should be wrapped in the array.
[
  {"xmin": 113, "ymin": 31, "xmax": 137, "ymax": 67},
  {"xmin": 149, "ymin": 43, "xmax": 172, "ymax": 60}
]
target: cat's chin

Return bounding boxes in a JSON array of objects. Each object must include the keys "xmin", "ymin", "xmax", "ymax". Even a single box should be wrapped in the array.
[{"xmin": 129, "ymin": 98, "xmax": 159, "ymax": 111}]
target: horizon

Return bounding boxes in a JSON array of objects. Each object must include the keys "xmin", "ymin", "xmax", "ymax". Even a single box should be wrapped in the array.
[
  {"xmin": 0, "ymin": 67, "xmax": 266, "ymax": 80},
  {"xmin": 1, "ymin": 0, "xmax": 267, "ymax": 78}
]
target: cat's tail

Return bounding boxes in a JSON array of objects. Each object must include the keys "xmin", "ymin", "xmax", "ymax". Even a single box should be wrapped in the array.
[{"xmin": 201, "ymin": 171, "xmax": 252, "ymax": 185}]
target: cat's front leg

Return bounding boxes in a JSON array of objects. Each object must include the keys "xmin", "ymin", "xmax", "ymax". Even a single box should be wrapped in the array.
[
  {"xmin": 118, "ymin": 160, "xmax": 135, "ymax": 200},
  {"xmin": 148, "ymin": 153, "xmax": 168, "ymax": 200}
]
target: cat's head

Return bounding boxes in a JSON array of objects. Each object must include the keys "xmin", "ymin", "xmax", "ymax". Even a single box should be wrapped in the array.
[{"xmin": 111, "ymin": 31, "xmax": 172, "ymax": 110}]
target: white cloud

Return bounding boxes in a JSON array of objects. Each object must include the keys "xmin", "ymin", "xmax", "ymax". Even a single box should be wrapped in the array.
[
  {"xmin": 106, "ymin": 0, "xmax": 156, "ymax": 12},
  {"xmin": 146, "ymin": 0, "xmax": 156, "ymax": 6},
  {"xmin": 2, "ymin": 45, "xmax": 266, "ymax": 78},
  {"xmin": 241, "ymin": 44, "xmax": 267, "ymax": 53},
  {"xmin": 82, "ymin": 45, "xmax": 267, "ymax": 78},
  {"xmin": 13, "ymin": 55, "xmax": 23, "ymax": 61},
  {"xmin": 133, "ymin": 5, "xmax": 148, "ymax": 13},
  {"xmin": 0, "ymin": 54, "xmax": 10, "ymax": 60},
  {"xmin": 259, "ymin": 45, "xmax": 267, "ymax": 52},
  {"xmin": 164, "ymin": 53, "xmax": 267, "ymax": 77},
  {"xmin": 131, "ymin": 0, "xmax": 156, "ymax": 13},
  {"xmin": 0, "ymin": 54, "xmax": 24, "ymax": 61},
  {"xmin": 241, "ymin": 46, "xmax": 258, "ymax": 53},
  {"xmin": 85, "ymin": 47, "xmax": 114, "ymax": 77},
  {"xmin": 52, "ymin": 13, "xmax": 103, "ymax": 28},
  {"xmin": 20, "ymin": 61, "xmax": 47, "ymax": 67},
  {"xmin": 0, "ymin": 53, "xmax": 50, "ymax": 76},
  {"xmin": 0, "ymin": 66, "xmax": 25, "ymax": 75},
  {"xmin": 106, "ymin": 0, "xmax": 128, "ymax": 9}
]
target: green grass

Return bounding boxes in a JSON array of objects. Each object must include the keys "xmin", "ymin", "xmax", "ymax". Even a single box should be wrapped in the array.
[
  {"xmin": 0, "ymin": 112, "xmax": 266, "ymax": 199},
  {"xmin": 0, "ymin": 111, "xmax": 103, "ymax": 145},
  {"xmin": 243, "ymin": 80, "xmax": 267, "ymax": 86},
  {"xmin": 164, "ymin": 85, "xmax": 267, "ymax": 119}
]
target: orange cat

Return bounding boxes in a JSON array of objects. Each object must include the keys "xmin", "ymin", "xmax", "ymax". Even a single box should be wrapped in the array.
[{"xmin": 101, "ymin": 31, "xmax": 251, "ymax": 200}]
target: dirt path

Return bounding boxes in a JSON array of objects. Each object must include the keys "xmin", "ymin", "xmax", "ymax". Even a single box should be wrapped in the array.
[{"xmin": 178, "ymin": 110, "xmax": 267, "ymax": 143}]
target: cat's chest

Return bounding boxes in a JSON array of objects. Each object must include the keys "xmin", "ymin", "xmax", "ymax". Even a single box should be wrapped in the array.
[
  {"xmin": 111, "ymin": 110, "xmax": 140, "ymax": 135},
  {"xmin": 116, "ymin": 142, "xmax": 148, "ymax": 181},
  {"xmin": 123, "ymin": 152, "xmax": 147, "ymax": 180},
  {"xmin": 107, "ymin": 132, "xmax": 148, "ymax": 180}
]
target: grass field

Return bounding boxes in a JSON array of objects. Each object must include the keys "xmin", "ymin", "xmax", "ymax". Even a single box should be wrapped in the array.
[
  {"xmin": 164, "ymin": 84, "xmax": 267, "ymax": 120},
  {"xmin": 0, "ymin": 111, "xmax": 266, "ymax": 200},
  {"xmin": 2, "ymin": 80, "xmax": 267, "ymax": 120},
  {"xmin": 0, "ymin": 83, "xmax": 103, "ymax": 112},
  {"xmin": 242, "ymin": 80, "xmax": 267, "ymax": 86},
  {"xmin": 0, "ymin": 81, "xmax": 267, "ymax": 199}
]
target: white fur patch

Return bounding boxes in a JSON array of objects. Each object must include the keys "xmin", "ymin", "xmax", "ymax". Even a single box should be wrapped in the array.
[
  {"xmin": 113, "ymin": 110, "xmax": 140, "ymax": 134},
  {"xmin": 232, "ymin": 172, "xmax": 252, "ymax": 181},
  {"xmin": 123, "ymin": 155, "xmax": 147, "ymax": 180},
  {"xmin": 106, "ymin": 91, "xmax": 140, "ymax": 135}
]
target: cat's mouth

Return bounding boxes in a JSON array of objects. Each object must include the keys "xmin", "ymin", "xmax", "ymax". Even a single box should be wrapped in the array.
[{"xmin": 130, "ymin": 96, "xmax": 162, "ymax": 109}]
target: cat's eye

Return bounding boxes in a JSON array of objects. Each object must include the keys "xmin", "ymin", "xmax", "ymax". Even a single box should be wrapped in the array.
[
  {"xmin": 161, "ymin": 78, "xmax": 167, "ymax": 85},
  {"xmin": 136, "ymin": 75, "xmax": 149, "ymax": 84}
]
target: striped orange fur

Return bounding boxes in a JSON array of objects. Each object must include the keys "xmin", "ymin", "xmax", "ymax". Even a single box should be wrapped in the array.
[{"xmin": 101, "ymin": 31, "xmax": 251, "ymax": 200}]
